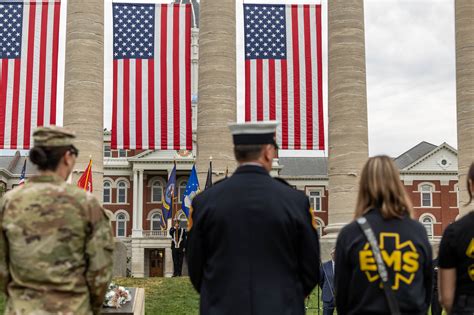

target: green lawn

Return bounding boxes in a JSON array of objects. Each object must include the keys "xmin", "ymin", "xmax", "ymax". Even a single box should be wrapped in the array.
[{"xmin": 0, "ymin": 278, "xmax": 446, "ymax": 314}]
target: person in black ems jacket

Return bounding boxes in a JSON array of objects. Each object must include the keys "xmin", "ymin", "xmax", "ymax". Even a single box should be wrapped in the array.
[
  {"xmin": 186, "ymin": 121, "xmax": 320, "ymax": 315},
  {"xmin": 438, "ymin": 162, "xmax": 474, "ymax": 315},
  {"xmin": 335, "ymin": 155, "xmax": 433, "ymax": 315}
]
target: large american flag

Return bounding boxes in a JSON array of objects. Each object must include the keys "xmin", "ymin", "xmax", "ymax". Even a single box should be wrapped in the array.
[
  {"xmin": 111, "ymin": 3, "xmax": 192, "ymax": 150},
  {"xmin": 0, "ymin": 1, "xmax": 62, "ymax": 149},
  {"xmin": 242, "ymin": 4, "xmax": 324, "ymax": 150}
]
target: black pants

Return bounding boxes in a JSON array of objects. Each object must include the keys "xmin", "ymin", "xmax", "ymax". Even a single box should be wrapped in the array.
[
  {"xmin": 431, "ymin": 290, "xmax": 442, "ymax": 315},
  {"xmin": 323, "ymin": 302, "xmax": 335, "ymax": 315},
  {"xmin": 172, "ymin": 247, "xmax": 184, "ymax": 276}
]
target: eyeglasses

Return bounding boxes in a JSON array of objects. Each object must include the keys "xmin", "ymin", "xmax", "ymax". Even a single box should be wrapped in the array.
[{"xmin": 69, "ymin": 146, "xmax": 79, "ymax": 157}]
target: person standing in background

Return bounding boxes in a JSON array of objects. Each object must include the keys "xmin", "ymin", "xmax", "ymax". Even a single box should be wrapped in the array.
[
  {"xmin": 170, "ymin": 220, "xmax": 187, "ymax": 277},
  {"xmin": 320, "ymin": 247, "xmax": 336, "ymax": 315}
]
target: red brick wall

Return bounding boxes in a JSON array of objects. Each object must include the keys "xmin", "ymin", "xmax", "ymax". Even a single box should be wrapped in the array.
[{"xmin": 403, "ymin": 180, "xmax": 459, "ymax": 237}]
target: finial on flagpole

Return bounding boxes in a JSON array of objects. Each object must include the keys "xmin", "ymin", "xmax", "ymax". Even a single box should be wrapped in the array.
[{"xmin": 209, "ymin": 156, "xmax": 213, "ymax": 161}]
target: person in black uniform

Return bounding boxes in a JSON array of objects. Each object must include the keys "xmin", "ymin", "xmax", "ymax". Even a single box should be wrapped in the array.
[
  {"xmin": 170, "ymin": 220, "xmax": 187, "ymax": 277},
  {"xmin": 438, "ymin": 162, "xmax": 474, "ymax": 315},
  {"xmin": 334, "ymin": 155, "xmax": 433, "ymax": 315},
  {"xmin": 186, "ymin": 121, "xmax": 320, "ymax": 315}
]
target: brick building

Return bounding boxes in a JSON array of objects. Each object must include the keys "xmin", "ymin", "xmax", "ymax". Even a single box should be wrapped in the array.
[{"xmin": 0, "ymin": 140, "xmax": 461, "ymax": 277}]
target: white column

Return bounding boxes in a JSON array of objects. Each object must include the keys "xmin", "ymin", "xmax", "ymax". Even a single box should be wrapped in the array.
[
  {"xmin": 138, "ymin": 170, "xmax": 144, "ymax": 232},
  {"xmin": 132, "ymin": 169, "xmax": 140, "ymax": 237}
]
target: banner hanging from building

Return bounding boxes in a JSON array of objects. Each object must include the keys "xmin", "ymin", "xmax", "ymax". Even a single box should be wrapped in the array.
[
  {"xmin": 237, "ymin": 3, "xmax": 325, "ymax": 150},
  {"xmin": 0, "ymin": 1, "xmax": 65, "ymax": 149},
  {"xmin": 109, "ymin": 2, "xmax": 193, "ymax": 150}
]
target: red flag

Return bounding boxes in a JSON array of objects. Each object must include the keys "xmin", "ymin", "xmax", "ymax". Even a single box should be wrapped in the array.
[{"xmin": 77, "ymin": 159, "xmax": 93, "ymax": 193}]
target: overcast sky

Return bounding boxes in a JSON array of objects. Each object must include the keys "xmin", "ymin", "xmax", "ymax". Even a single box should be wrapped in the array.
[{"xmin": 364, "ymin": 0, "xmax": 457, "ymax": 157}]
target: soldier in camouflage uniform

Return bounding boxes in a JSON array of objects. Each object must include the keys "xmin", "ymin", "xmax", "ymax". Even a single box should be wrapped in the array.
[{"xmin": 0, "ymin": 126, "xmax": 114, "ymax": 315}]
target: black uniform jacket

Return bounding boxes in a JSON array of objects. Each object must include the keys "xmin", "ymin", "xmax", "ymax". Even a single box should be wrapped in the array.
[
  {"xmin": 186, "ymin": 165, "xmax": 320, "ymax": 315},
  {"xmin": 169, "ymin": 227, "xmax": 187, "ymax": 250},
  {"xmin": 335, "ymin": 208, "xmax": 433, "ymax": 315}
]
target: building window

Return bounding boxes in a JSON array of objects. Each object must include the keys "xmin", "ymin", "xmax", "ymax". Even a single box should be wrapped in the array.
[
  {"xmin": 117, "ymin": 181, "xmax": 127, "ymax": 203},
  {"xmin": 103, "ymin": 181, "xmax": 112, "ymax": 204},
  {"xmin": 116, "ymin": 213, "xmax": 127, "ymax": 237},
  {"xmin": 421, "ymin": 184, "xmax": 433, "ymax": 207},
  {"xmin": 309, "ymin": 190, "xmax": 322, "ymax": 211},
  {"xmin": 316, "ymin": 217, "xmax": 324, "ymax": 238},
  {"xmin": 420, "ymin": 215, "xmax": 434, "ymax": 238},
  {"xmin": 151, "ymin": 181, "xmax": 164, "ymax": 203},
  {"xmin": 178, "ymin": 179, "xmax": 188, "ymax": 204},
  {"xmin": 151, "ymin": 212, "xmax": 164, "ymax": 230},
  {"xmin": 104, "ymin": 145, "xmax": 111, "ymax": 157},
  {"xmin": 118, "ymin": 149, "xmax": 127, "ymax": 157}
]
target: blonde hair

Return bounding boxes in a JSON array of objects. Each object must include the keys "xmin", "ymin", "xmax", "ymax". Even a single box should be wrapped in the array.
[{"xmin": 354, "ymin": 155, "xmax": 414, "ymax": 220}]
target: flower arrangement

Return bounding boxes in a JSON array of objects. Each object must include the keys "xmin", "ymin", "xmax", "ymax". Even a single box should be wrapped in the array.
[{"xmin": 103, "ymin": 282, "xmax": 132, "ymax": 308}]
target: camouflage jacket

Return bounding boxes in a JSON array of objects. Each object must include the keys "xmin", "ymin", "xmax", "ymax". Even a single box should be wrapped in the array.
[{"xmin": 0, "ymin": 174, "xmax": 114, "ymax": 315}]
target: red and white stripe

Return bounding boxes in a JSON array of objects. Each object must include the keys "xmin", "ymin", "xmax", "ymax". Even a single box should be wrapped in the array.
[
  {"xmin": 112, "ymin": 4, "xmax": 192, "ymax": 150},
  {"xmin": 0, "ymin": 1, "xmax": 61, "ymax": 149},
  {"xmin": 244, "ymin": 5, "xmax": 324, "ymax": 150}
]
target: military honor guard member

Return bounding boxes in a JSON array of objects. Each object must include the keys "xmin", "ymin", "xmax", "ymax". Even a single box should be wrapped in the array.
[
  {"xmin": 438, "ymin": 163, "xmax": 474, "ymax": 315},
  {"xmin": 320, "ymin": 247, "xmax": 336, "ymax": 315},
  {"xmin": 186, "ymin": 121, "xmax": 320, "ymax": 315},
  {"xmin": 170, "ymin": 220, "xmax": 187, "ymax": 277},
  {"xmin": 0, "ymin": 126, "xmax": 114, "ymax": 315},
  {"xmin": 334, "ymin": 156, "xmax": 433, "ymax": 315}
]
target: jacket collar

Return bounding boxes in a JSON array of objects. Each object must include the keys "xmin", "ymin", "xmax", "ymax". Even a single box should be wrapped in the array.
[
  {"xmin": 28, "ymin": 173, "xmax": 65, "ymax": 184},
  {"xmin": 234, "ymin": 164, "xmax": 270, "ymax": 176}
]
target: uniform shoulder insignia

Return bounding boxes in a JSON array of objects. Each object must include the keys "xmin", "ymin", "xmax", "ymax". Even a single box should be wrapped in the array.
[{"xmin": 274, "ymin": 177, "xmax": 292, "ymax": 187}]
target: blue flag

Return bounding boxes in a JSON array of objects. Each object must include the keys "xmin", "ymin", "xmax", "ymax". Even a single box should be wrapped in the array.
[
  {"xmin": 182, "ymin": 165, "xmax": 200, "ymax": 218},
  {"xmin": 162, "ymin": 165, "xmax": 176, "ymax": 220},
  {"xmin": 19, "ymin": 158, "xmax": 27, "ymax": 186}
]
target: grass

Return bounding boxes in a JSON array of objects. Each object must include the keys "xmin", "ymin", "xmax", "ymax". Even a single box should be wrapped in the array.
[{"xmin": 0, "ymin": 278, "xmax": 447, "ymax": 314}]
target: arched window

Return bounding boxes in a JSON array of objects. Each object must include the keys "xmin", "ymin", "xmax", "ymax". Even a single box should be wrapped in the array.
[
  {"xmin": 116, "ymin": 213, "xmax": 127, "ymax": 237},
  {"xmin": 315, "ymin": 217, "xmax": 325, "ymax": 238},
  {"xmin": 117, "ymin": 181, "xmax": 127, "ymax": 203},
  {"xmin": 178, "ymin": 179, "xmax": 188, "ymax": 204},
  {"xmin": 151, "ymin": 180, "xmax": 164, "ymax": 203},
  {"xmin": 420, "ymin": 184, "xmax": 433, "ymax": 207},
  {"xmin": 420, "ymin": 214, "xmax": 435, "ymax": 239},
  {"xmin": 151, "ymin": 212, "xmax": 164, "ymax": 230},
  {"xmin": 103, "ymin": 181, "xmax": 112, "ymax": 204}
]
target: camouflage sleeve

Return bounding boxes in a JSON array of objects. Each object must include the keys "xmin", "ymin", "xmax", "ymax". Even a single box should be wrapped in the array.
[
  {"xmin": 84, "ymin": 196, "xmax": 114, "ymax": 315},
  {"xmin": 0, "ymin": 196, "xmax": 9, "ymax": 294}
]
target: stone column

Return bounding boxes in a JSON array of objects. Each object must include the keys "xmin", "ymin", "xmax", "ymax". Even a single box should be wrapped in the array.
[
  {"xmin": 63, "ymin": 0, "xmax": 104, "ymax": 202},
  {"xmin": 138, "ymin": 170, "xmax": 144, "ymax": 232},
  {"xmin": 324, "ymin": 0, "xmax": 369, "ymax": 237},
  {"xmin": 455, "ymin": 0, "xmax": 474, "ymax": 217},
  {"xmin": 164, "ymin": 247, "xmax": 173, "ymax": 277},
  {"xmin": 195, "ymin": 0, "xmax": 237, "ymax": 185},
  {"xmin": 132, "ymin": 170, "xmax": 140, "ymax": 237}
]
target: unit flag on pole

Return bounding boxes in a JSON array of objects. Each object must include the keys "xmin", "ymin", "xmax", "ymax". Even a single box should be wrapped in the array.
[
  {"xmin": 77, "ymin": 159, "xmax": 93, "ymax": 193},
  {"xmin": 240, "ymin": 4, "xmax": 325, "ymax": 150}
]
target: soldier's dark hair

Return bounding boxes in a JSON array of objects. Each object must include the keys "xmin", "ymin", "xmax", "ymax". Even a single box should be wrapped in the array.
[
  {"xmin": 233, "ymin": 144, "xmax": 265, "ymax": 162},
  {"xmin": 467, "ymin": 162, "xmax": 474, "ymax": 205},
  {"xmin": 30, "ymin": 146, "xmax": 76, "ymax": 171}
]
